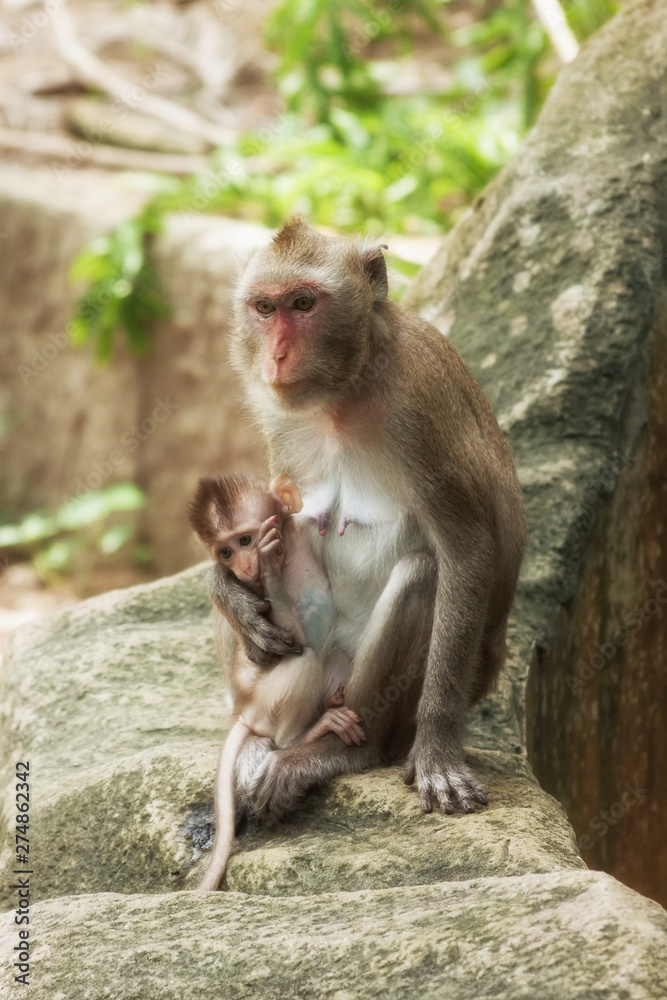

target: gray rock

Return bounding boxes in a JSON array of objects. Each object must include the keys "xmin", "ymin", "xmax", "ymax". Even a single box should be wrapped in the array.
[
  {"xmin": 0, "ymin": 566, "xmax": 582, "ymax": 907},
  {"xmin": 406, "ymin": 0, "xmax": 667, "ymax": 900},
  {"xmin": 2, "ymin": 871, "xmax": 666, "ymax": 1000}
]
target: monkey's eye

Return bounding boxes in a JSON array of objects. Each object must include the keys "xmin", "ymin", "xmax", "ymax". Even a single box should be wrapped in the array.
[
  {"xmin": 254, "ymin": 299, "xmax": 276, "ymax": 316},
  {"xmin": 292, "ymin": 293, "xmax": 315, "ymax": 312},
  {"xmin": 218, "ymin": 546, "xmax": 232, "ymax": 561},
  {"xmin": 239, "ymin": 534, "xmax": 253, "ymax": 547}
]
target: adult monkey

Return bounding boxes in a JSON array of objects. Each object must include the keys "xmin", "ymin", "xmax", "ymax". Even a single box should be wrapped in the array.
[{"xmin": 211, "ymin": 217, "xmax": 526, "ymax": 818}]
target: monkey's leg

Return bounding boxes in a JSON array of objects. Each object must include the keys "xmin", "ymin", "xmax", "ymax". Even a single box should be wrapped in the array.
[
  {"xmin": 403, "ymin": 549, "xmax": 493, "ymax": 814},
  {"xmin": 249, "ymin": 552, "xmax": 435, "ymax": 822},
  {"xmin": 235, "ymin": 735, "xmax": 274, "ymax": 814},
  {"xmin": 474, "ymin": 616, "xmax": 508, "ymax": 703}
]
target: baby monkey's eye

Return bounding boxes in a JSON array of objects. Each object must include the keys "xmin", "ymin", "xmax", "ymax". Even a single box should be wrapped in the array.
[
  {"xmin": 239, "ymin": 534, "xmax": 253, "ymax": 547},
  {"xmin": 293, "ymin": 294, "xmax": 315, "ymax": 311},
  {"xmin": 254, "ymin": 299, "xmax": 275, "ymax": 315},
  {"xmin": 218, "ymin": 546, "xmax": 232, "ymax": 560}
]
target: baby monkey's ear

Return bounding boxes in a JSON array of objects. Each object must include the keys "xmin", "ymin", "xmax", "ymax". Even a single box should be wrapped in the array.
[{"xmin": 269, "ymin": 474, "xmax": 303, "ymax": 514}]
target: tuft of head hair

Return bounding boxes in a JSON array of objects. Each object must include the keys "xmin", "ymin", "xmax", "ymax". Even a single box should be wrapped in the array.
[
  {"xmin": 271, "ymin": 216, "xmax": 313, "ymax": 251},
  {"xmin": 189, "ymin": 473, "xmax": 268, "ymax": 546},
  {"xmin": 268, "ymin": 217, "xmax": 389, "ymax": 301}
]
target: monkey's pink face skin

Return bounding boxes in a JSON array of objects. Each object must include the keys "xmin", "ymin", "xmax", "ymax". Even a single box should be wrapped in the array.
[
  {"xmin": 244, "ymin": 283, "xmax": 326, "ymax": 389},
  {"xmin": 213, "ymin": 497, "xmax": 279, "ymax": 591}
]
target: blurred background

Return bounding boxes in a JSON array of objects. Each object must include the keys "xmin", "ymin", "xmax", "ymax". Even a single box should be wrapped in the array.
[{"xmin": 0, "ymin": 0, "xmax": 618, "ymax": 647}]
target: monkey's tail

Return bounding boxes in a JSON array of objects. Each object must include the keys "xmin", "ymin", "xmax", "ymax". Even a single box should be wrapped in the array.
[{"xmin": 197, "ymin": 718, "xmax": 250, "ymax": 891}]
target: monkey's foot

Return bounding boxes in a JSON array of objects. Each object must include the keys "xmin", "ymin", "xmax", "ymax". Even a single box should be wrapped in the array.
[
  {"xmin": 249, "ymin": 747, "xmax": 313, "ymax": 823},
  {"xmin": 404, "ymin": 746, "xmax": 488, "ymax": 815},
  {"xmin": 249, "ymin": 738, "xmax": 377, "ymax": 823}
]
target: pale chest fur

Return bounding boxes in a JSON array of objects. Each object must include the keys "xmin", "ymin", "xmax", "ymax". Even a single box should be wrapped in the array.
[{"xmin": 274, "ymin": 418, "xmax": 426, "ymax": 655}]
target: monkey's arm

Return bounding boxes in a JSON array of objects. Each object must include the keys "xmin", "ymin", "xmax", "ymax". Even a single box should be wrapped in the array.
[
  {"xmin": 208, "ymin": 565, "xmax": 301, "ymax": 667},
  {"xmin": 261, "ymin": 572, "xmax": 306, "ymax": 647},
  {"xmin": 255, "ymin": 515, "xmax": 308, "ymax": 646}
]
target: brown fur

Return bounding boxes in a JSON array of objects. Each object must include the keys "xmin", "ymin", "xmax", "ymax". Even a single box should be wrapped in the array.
[{"xmin": 213, "ymin": 218, "xmax": 526, "ymax": 819}]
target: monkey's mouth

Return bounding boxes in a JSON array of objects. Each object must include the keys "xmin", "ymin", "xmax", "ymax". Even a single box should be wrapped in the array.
[{"xmin": 265, "ymin": 374, "xmax": 310, "ymax": 396}]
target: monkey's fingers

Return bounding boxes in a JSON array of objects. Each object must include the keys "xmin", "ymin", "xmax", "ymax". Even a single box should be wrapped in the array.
[
  {"xmin": 324, "ymin": 718, "xmax": 356, "ymax": 745},
  {"xmin": 404, "ymin": 747, "xmax": 488, "ymax": 814},
  {"xmin": 339, "ymin": 706, "xmax": 366, "ymax": 740},
  {"xmin": 257, "ymin": 518, "xmax": 281, "ymax": 544},
  {"xmin": 420, "ymin": 790, "xmax": 434, "ymax": 814},
  {"xmin": 324, "ymin": 708, "xmax": 366, "ymax": 746},
  {"xmin": 422, "ymin": 770, "xmax": 488, "ymax": 815},
  {"xmin": 260, "ymin": 537, "xmax": 283, "ymax": 557},
  {"xmin": 244, "ymin": 619, "xmax": 303, "ymax": 664}
]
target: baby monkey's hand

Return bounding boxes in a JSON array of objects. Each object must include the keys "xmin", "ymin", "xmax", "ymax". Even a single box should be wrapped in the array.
[
  {"xmin": 257, "ymin": 515, "xmax": 284, "ymax": 579},
  {"xmin": 301, "ymin": 684, "xmax": 365, "ymax": 747}
]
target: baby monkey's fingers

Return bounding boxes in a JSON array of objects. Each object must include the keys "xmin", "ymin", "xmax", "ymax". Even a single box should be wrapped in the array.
[
  {"xmin": 257, "ymin": 515, "xmax": 281, "ymax": 542},
  {"xmin": 323, "ymin": 707, "xmax": 366, "ymax": 746},
  {"xmin": 260, "ymin": 534, "xmax": 283, "ymax": 558}
]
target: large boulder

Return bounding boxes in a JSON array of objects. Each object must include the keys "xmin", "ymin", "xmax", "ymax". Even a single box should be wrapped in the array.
[
  {"xmin": 2, "ymin": 871, "xmax": 665, "ymax": 999},
  {"xmin": 0, "ymin": 566, "xmax": 582, "ymax": 908},
  {"xmin": 2, "ymin": 0, "xmax": 667, "ymax": 995}
]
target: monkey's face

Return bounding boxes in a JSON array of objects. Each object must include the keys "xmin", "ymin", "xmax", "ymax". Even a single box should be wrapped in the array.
[
  {"xmin": 237, "ymin": 279, "xmax": 368, "ymax": 409},
  {"xmin": 212, "ymin": 494, "xmax": 277, "ymax": 591},
  {"xmin": 232, "ymin": 220, "xmax": 388, "ymax": 411},
  {"xmin": 244, "ymin": 283, "xmax": 327, "ymax": 391}
]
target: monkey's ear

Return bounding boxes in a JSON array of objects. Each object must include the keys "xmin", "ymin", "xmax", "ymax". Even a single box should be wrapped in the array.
[
  {"xmin": 361, "ymin": 244, "xmax": 389, "ymax": 301},
  {"xmin": 269, "ymin": 474, "xmax": 303, "ymax": 514}
]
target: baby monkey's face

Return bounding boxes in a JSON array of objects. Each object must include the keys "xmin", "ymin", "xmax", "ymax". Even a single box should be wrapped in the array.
[{"xmin": 215, "ymin": 494, "xmax": 284, "ymax": 591}]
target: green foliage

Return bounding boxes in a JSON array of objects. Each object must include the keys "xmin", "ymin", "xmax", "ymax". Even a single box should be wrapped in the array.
[
  {"xmin": 452, "ymin": 0, "xmax": 549, "ymax": 129},
  {"xmin": 565, "ymin": 0, "xmax": 618, "ymax": 38},
  {"xmin": 265, "ymin": 0, "xmax": 443, "ymax": 123},
  {"xmin": 0, "ymin": 484, "xmax": 146, "ymax": 579},
  {"xmin": 69, "ymin": 0, "xmax": 618, "ymax": 359},
  {"xmin": 69, "ymin": 203, "xmax": 169, "ymax": 363}
]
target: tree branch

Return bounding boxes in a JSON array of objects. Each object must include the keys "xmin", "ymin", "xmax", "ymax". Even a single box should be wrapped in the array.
[
  {"xmin": 51, "ymin": 5, "xmax": 233, "ymax": 150},
  {"xmin": 531, "ymin": 0, "xmax": 579, "ymax": 64}
]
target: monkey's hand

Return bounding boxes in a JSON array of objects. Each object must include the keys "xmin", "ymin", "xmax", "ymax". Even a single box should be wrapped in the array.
[
  {"xmin": 249, "ymin": 734, "xmax": 378, "ymax": 823},
  {"xmin": 300, "ymin": 707, "xmax": 366, "ymax": 746},
  {"xmin": 257, "ymin": 515, "xmax": 285, "ymax": 579},
  {"xmin": 209, "ymin": 566, "xmax": 301, "ymax": 666},
  {"xmin": 403, "ymin": 738, "xmax": 488, "ymax": 815}
]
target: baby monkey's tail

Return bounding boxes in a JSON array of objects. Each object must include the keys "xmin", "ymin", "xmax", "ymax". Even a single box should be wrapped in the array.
[{"xmin": 197, "ymin": 718, "xmax": 250, "ymax": 891}]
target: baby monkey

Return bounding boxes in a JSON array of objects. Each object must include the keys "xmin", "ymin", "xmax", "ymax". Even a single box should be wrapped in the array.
[{"xmin": 190, "ymin": 472, "xmax": 364, "ymax": 891}]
